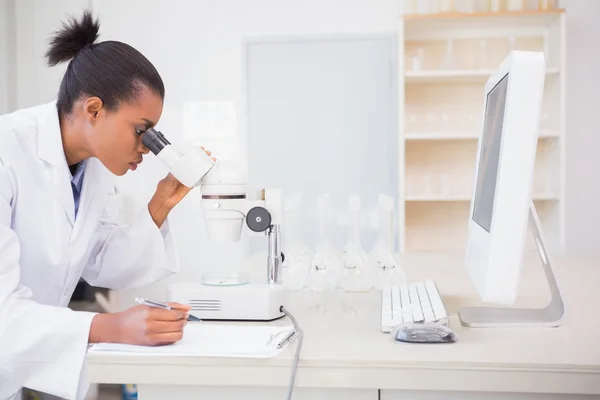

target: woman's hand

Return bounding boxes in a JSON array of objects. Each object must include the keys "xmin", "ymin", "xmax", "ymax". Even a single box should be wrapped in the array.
[
  {"xmin": 148, "ymin": 147, "xmax": 215, "ymax": 228},
  {"xmin": 89, "ymin": 302, "xmax": 192, "ymax": 346}
]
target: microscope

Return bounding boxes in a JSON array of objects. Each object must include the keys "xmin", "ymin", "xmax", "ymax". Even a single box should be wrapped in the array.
[{"xmin": 142, "ymin": 128, "xmax": 286, "ymax": 321}]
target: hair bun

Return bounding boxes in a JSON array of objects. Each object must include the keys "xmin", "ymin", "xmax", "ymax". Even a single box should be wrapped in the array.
[{"xmin": 45, "ymin": 10, "xmax": 100, "ymax": 66}]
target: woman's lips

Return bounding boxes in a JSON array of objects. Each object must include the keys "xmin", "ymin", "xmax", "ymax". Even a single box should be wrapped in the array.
[{"xmin": 129, "ymin": 160, "xmax": 142, "ymax": 170}]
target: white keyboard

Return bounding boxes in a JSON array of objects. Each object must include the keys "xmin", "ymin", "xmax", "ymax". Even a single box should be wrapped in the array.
[{"xmin": 381, "ymin": 280, "xmax": 449, "ymax": 332}]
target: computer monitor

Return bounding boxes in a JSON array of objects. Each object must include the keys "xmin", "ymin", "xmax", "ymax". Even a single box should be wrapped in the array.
[{"xmin": 458, "ymin": 51, "xmax": 564, "ymax": 328}]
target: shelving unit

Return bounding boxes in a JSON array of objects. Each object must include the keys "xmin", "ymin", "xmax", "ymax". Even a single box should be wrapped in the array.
[
  {"xmin": 398, "ymin": 9, "xmax": 566, "ymax": 254},
  {"xmin": 405, "ymin": 67, "xmax": 560, "ymax": 83}
]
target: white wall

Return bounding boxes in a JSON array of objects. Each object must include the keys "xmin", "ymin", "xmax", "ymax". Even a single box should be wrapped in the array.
[
  {"xmin": 11, "ymin": 0, "xmax": 401, "ymax": 110},
  {"xmin": 0, "ymin": 0, "xmax": 11, "ymax": 114},
  {"xmin": 560, "ymin": 0, "xmax": 600, "ymax": 257},
  {"xmin": 12, "ymin": 0, "xmax": 92, "ymax": 109}
]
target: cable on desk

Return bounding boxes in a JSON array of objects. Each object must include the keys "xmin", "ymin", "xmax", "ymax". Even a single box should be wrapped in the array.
[{"xmin": 280, "ymin": 305, "xmax": 303, "ymax": 400}]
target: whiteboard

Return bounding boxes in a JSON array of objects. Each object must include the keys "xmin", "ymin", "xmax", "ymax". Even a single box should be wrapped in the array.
[{"xmin": 244, "ymin": 35, "xmax": 399, "ymax": 254}]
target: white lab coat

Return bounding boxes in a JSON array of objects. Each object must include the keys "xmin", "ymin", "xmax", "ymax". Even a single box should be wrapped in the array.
[{"xmin": 0, "ymin": 102, "xmax": 179, "ymax": 400}]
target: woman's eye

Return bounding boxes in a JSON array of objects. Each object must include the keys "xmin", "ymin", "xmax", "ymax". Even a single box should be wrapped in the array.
[{"xmin": 135, "ymin": 128, "xmax": 144, "ymax": 135}]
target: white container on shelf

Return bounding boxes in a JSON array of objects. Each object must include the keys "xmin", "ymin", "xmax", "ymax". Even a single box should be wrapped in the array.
[
  {"xmin": 440, "ymin": 0, "xmax": 454, "ymax": 13},
  {"xmin": 411, "ymin": 48, "xmax": 424, "ymax": 71},
  {"xmin": 507, "ymin": 0, "xmax": 525, "ymax": 11},
  {"xmin": 539, "ymin": 0, "xmax": 557, "ymax": 10},
  {"xmin": 416, "ymin": 0, "xmax": 430, "ymax": 14},
  {"xmin": 454, "ymin": 0, "xmax": 475, "ymax": 13},
  {"xmin": 490, "ymin": 0, "xmax": 502, "ymax": 12},
  {"xmin": 474, "ymin": 0, "xmax": 490, "ymax": 12},
  {"xmin": 403, "ymin": 0, "xmax": 416, "ymax": 14}
]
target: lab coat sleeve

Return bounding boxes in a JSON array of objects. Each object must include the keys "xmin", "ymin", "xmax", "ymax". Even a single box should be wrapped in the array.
[
  {"xmin": 0, "ymin": 161, "xmax": 97, "ymax": 400},
  {"xmin": 81, "ymin": 185, "xmax": 179, "ymax": 290}
]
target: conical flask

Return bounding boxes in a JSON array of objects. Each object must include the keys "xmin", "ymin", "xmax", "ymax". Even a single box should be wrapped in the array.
[
  {"xmin": 340, "ymin": 194, "xmax": 372, "ymax": 292},
  {"xmin": 370, "ymin": 194, "xmax": 406, "ymax": 290},
  {"xmin": 306, "ymin": 194, "xmax": 340, "ymax": 292},
  {"xmin": 281, "ymin": 193, "xmax": 311, "ymax": 290}
]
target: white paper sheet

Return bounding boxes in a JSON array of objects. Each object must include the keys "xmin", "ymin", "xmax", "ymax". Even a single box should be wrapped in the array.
[{"xmin": 88, "ymin": 323, "xmax": 295, "ymax": 358}]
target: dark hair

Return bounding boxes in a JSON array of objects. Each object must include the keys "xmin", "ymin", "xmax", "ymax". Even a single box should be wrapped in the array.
[{"xmin": 45, "ymin": 10, "xmax": 165, "ymax": 115}]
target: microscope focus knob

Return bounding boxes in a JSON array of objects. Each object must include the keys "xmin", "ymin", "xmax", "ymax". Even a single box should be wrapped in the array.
[{"xmin": 246, "ymin": 206, "xmax": 271, "ymax": 232}]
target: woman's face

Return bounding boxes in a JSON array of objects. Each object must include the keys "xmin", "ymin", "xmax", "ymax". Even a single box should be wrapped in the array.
[{"xmin": 85, "ymin": 88, "xmax": 163, "ymax": 176}]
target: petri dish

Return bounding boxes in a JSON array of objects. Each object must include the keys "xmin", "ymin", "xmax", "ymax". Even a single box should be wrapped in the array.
[{"xmin": 201, "ymin": 272, "xmax": 249, "ymax": 286}]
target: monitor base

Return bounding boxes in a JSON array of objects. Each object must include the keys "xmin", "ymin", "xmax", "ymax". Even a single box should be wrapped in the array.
[{"xmin": 458, "ymin": 201, "xmax": 565, "ymax": 328}]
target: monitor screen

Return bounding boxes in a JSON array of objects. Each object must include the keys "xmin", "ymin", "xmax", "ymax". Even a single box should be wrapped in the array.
[{"xmin": 472, "ymin": 73, "xmax": 509, "ymax": 233}]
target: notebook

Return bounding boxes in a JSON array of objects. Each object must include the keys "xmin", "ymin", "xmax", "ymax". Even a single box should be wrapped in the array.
[{"xmin": 88, "ymin": 323, "xmax": 295, "ymax": 358}]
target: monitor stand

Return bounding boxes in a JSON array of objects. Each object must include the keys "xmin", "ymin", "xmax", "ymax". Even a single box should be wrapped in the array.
[{"xmin": 458, "ymin": 201, "xmax": 565, "ymax": 328}]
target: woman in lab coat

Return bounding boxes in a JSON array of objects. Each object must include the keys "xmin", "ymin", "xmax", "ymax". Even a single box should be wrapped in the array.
[{"xmin": 0, "ymin": 11, "xmax": 210, "ymax": 400}]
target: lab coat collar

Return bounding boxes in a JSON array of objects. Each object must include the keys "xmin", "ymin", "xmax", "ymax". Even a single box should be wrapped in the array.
[
  {"xmin": 36, "ymin": 101, "xmax": 66, "ymax": 170},
  {"xmin": 36, "ymin": 101, "xmax": 113, "ymax": 229},
  {"xmin": 37, "ymin": 101, "xmax": 76, "ymax": 225}
]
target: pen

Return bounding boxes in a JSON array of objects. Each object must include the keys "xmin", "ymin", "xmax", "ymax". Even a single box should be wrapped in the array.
[
  {"xmin": 277, "ymin": 330, "xmax": 297, "ymax": 349},
  {"xmin": 135, "ymin": 297, "xmax": 202, "ymax": 322},
  {"xmin": 135, "ymin": 297, "xmax": 171, "ymax": 310}
]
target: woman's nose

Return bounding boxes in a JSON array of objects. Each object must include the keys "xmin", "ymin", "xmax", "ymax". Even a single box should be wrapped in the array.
[{"xmin": 139, "ymin": 142, "xmax": 150, "ymax": 155}]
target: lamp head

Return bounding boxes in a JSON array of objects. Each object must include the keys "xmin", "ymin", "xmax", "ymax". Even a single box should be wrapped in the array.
[{"xmin": 200, "ymin": 160, "xmax": 248, "ymax": 241}]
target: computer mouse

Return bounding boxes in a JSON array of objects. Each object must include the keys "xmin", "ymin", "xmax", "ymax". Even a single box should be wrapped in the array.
[{"xmin": 392, "ymin": 322, "xmax": 457, "ymax": 344}]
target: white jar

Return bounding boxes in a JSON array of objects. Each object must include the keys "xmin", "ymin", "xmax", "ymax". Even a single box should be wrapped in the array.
[{"xmin": 507, "ymin": 0, "xmax": 525, "ymax": 10}]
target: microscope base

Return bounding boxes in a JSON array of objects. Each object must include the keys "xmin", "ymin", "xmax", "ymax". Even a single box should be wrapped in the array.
[{"xmin": 167, "ymin": 282, "xmax": 286, "ymax": 321}]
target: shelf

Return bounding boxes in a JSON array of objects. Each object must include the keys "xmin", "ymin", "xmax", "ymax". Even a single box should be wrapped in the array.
[
  {"xmin": 406, "ymin": 195, "xmax": 472, "ymax": 201},
  {"xmin": 404, "ymin": 130, "xmax": 559, "ymax": 141},
  {"xmin": 405, "ymin": 194, "xmax": 559, "ymax": 202},
  {"xmin": 403, "ymin": 9, "xmax": 565, "ymax": 21},
  {"xmin": 405, "ymin": 68, "xmax": 560, "ymax": 83},
  {"xmin": 405, "ymin": 132, "xmax": 479, "ymax": 140},
  {"xmin": 403, "ymin": 9, "xmax": 565, "ymax": 40},
  {"xmin": 404, "ymin": 139, "xmax": 561, "ymax": 206}
]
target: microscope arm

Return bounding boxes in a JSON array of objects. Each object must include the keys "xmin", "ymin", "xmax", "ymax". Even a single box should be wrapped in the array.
[{"xmin": 244, "ymin": 196, "xmax": 285, "ymax": 285}]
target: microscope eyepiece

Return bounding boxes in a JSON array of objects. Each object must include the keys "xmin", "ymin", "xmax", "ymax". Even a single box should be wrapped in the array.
[{"xmin": 142, "ymin": 128, "xmax": 171, "ymax": 155}]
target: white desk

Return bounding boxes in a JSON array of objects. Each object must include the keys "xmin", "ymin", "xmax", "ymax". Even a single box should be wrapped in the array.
[{"xmin": 86, "ymin": 252, "xmax": 600, "ymax": 400}]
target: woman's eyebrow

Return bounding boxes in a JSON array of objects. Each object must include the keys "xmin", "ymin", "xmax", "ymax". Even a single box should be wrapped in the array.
[{"xmin": 140, "ymin": 118, "xmax": 155, "ymax": 129}]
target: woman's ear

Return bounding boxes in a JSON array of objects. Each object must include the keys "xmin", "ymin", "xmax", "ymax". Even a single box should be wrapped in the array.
[{"xmin": 83, "ymin": 97, "xmax": 104, "ymax": 122}]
